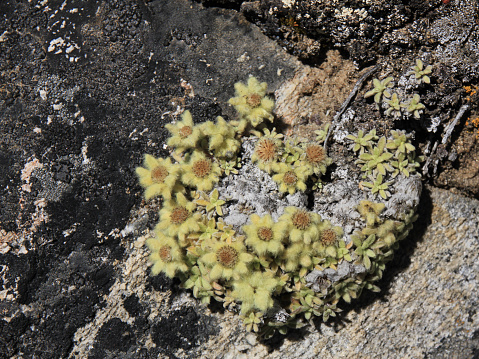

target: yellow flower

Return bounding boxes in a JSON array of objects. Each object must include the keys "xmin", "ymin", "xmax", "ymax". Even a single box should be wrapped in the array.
[
  {"xmin": 243, "ymin": 214, "xmax": 286, "ymax": 256},
  {"xmin": 146, "ymin": 232, "xmax": 188, "ymax": 278},
  {"xmin": 277, "ymin": 207, "xmax": 322, "ymax": 244},
  {"xmin": 135, "ymin": 154, "xmax": 181, "ymax": 200},
  {"xmin": 228, "ymin": 77, "xmax": 274, "ymax": 128},
  {"xmin": 155, "ymin": 192, "xmax": 201, "ymax": 244},
  {"xmin": 165, "ymin": 110, "xmax": 202, "ymax": 153},
  {"xmin": 201, "ymin": 116, "xmax": 240, "ymax": 159},
  {"xmin": 272, "ymin": 163, "xmax": 308, "ymax": 194},
  {"xmin": 281, "ymin": 241, "xmax": 315, "ymax": 272},
  {"xmin": 231, "ymin": 271, "xmax": 280, "ymax": 314},
  {"xmin": 181, "ymin": 152, "xmax": 221, "ymax": 192},
  {"xmin": 200, "ymin": 240, "xmax": 254, "ymax": 281},
  {"xmin": 313, "ymin": 220, "xmax": 344, "ymax": 258},
  {"xmin": 298, "ymin": 143, "xmax": 332, "ymax": 176},
  {"xmin": 251, "ymin": 137, "xmax": 281, "ymax": 174}
]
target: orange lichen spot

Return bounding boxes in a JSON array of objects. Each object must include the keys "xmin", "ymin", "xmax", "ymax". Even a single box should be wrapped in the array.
[
  {"xmin": 170, "ymin": 206, "xmax": 190, "ymax": 224},
  {"xmin": 465, "ymin": 116, "xmax": 479, "ymax": 139},
  {"xmin": 151, "ymin": 165, "xmax": 169, "ymax": 183},
  {"xmin": 179, "ymin": 126, "xmax": 193, "ymax": 139},
  {"xmin": 464, "ymin": 85, "xmax": 478, "ymax": 102},
  {"xmin": 255, "ymin": 138, "xmax": 277, "ymax": 162},
  {"xmin": 292, "ymin": 210, "xmax": 311, "ymax": 230},
  {"xmin": 159, "ymin": 245, "xmax": 172, "ymax": 262},
  {"xmin": 257, "ymin": 227, "xmax": 274, "ymax": 241},
  {"xmin": 305, "ymin": 145, "xmax": 326, "ymax": 165},
  {"xmin": 216, "ymin": 245, "xmax": 239, "ymax": 268},
  {"xmin": 192, "ymin": 159, "xmax": 212, "ymax": 178},
  {"xmin": 321, "ymin": 229, "xmax": 337, "ymax": 245}
]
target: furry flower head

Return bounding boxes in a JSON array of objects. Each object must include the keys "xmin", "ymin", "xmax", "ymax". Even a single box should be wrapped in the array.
[
  {"xmin": 165, "ymin": 110, "xmax": 202, "ymax": 153},
  {"xmin": 146, "ymin": 232, "xmax": 188, "ymax": 278},
  {"xmin": 181, "ymin": 152, "xmax": 221, "ymax": 192},
  {"xmin": 228, "ymin": 77, "xmax": 274, "ymax": 128},
  {"xmin": 135, "ymin": 155, "xmax": 181, "ymax": 200},
  {"xmin": 200, "ymin": 240, "xmax": 254, "ymax": 281}
]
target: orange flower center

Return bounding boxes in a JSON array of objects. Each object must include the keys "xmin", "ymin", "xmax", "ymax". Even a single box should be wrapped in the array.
[
  {"xmin": 321, "ymin": 229, "xmax": 337, "ymax": 245},
  {"xmin": 246, "ymin": 93, "xmax": 262, "ymax": 108},
  {"xmin": 283, "ymin": 171, "xmax": 298, "ymax": 186},
  {"xmin": 216, "ymin": 245, "xmax": 239, "ymax": 268},
  {"xmin": 151, "ymin": 165, "xmax": 168, "ymax": 183},
  {"xmin": 255, "ymin": 138, "xmax": 277, "ymax": 162},
  {"xmin": 292, "ymin": 210, "xmax": 311, "ymax": 230},
  {"xmin": 192, "ymin": 159, "xmax": 212, "ymax": 178},
  {"xmin": 305, "ymin": 145, "xmax": 326, "ymax": 164},
  {"xmin": 257, "ymin": 227, "xmax": 273, "ymax": 241},
  {"xmin": 159, "ymin": 245, "xmax": 172, "ymax": 262},
  {"xmin": 170, "ymin": 206, "xmax": 190, "ymax": 225},
  {"xmin": 179, "ymin": 126, "xmax": 193, "ymax": 139}
]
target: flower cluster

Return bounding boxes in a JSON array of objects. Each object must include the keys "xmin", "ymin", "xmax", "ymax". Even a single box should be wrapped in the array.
[
  {"xmin": 136, "ymin": 77, "xmax": 418, "ymax": 337},
  {"xmin": 251, "ymin": 128, "xmax": 332, "ymax": 194}
]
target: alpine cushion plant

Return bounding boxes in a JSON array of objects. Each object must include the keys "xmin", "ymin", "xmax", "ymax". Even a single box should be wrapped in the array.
[{"xmin": 136, "ymin": 76, "xmax": 420, "ymax": 336}]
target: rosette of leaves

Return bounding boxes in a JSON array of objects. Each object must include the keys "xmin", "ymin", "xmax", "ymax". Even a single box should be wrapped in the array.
[
  {"xmin": 155, "ymin": 192, "xmax": 201, "ymax": 244},
  {"xmin": 183, "ymin": 262, "xmax": 215, "ymax": 304},
  {"xmin": 346, "ymin": 129, "xmax": 378, "ymax": 154},
  {"xmin": 386, "ymin": 130, "xmax": 415, "ymax": 157},
  {"xmin": 201, "ymin": 116, "xmax": 240, "ymax": 159},
  {"xmin": 277, "ymin": 207, "xmax": 322, "ymax": 244},
  {"xmin": 357, "ymin": 136, "xmax": 394, "ymax": 178},
  {"xmin": 385, "ymin": 93, "xmax": 402, "ymax": 118},
  {"xmin": 181, "ymin": 151, "xmax": 222, "ymax": 192},
  {"xmin": 199, "ymin": 239, "xmax": 254, "ymax": 281},
  {"xmin": 298, "ymin": 143, "xmax": 332, "ymax": 177},
  {"xmin": 409, "ymin": 59, "xmax": 432, "ymax": 84},
  {"xmin": 243, "ymin": 213, "xmax": 286, "ymax": 256},
  {"xmin": 290, "ymin": 286, "xmax": 324, "ymax": 321},
  {"xmin": 352, "ymin": 230, "xmax": 378, "ymax": 270},
  {"xmin": 402, "ymin": 94, "xmax": 425, "ymax": 119},
  {"xmin": 362, "ymin": 174, "xmax": 392, "ymax": 199},
  {"xmin": 165, "ymin": 110, "xmax": 202, "ymax": 154},
  {"xmin": 228, "ymin": 76, "xmax": 275, "ymax": 130},
  {"xmin": 314, "ymin": 123, "xmax": 330, "ymax": 144},
  {"xmin": 364, "ymin": 77, "xmax": 393, "ymax": 103},
  {"xmin": 272, "ymin": 163, "xmax": 309, "ymax": 194},
  {"xmin": 146, "ymin": 232, "xmax": 188, "ymax": 277},
  {"xmin": 194, "ymin": 189, "xmax": 226, "ymax": 217},
  {"xmin": 231, "ymin": 271, "xmax": 281, "ymax": 314},
  {"xmin": 252, "ymin": 135, "xmax": 283, "ymax": 174}
]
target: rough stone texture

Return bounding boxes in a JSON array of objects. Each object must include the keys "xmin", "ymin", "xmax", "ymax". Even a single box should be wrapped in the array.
[{"xmin": 1, "ymin": 0, "xmax": 478, "ymax": 358}]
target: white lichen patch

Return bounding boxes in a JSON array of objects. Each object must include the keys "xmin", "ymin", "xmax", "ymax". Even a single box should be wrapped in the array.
[
  {"xmin": 334, "ymin": 7, "xmax": 368, "ymax": 23},
  {"xmin": 70, "ymin": 233, "xmax": 161, "ymax": 358}
]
